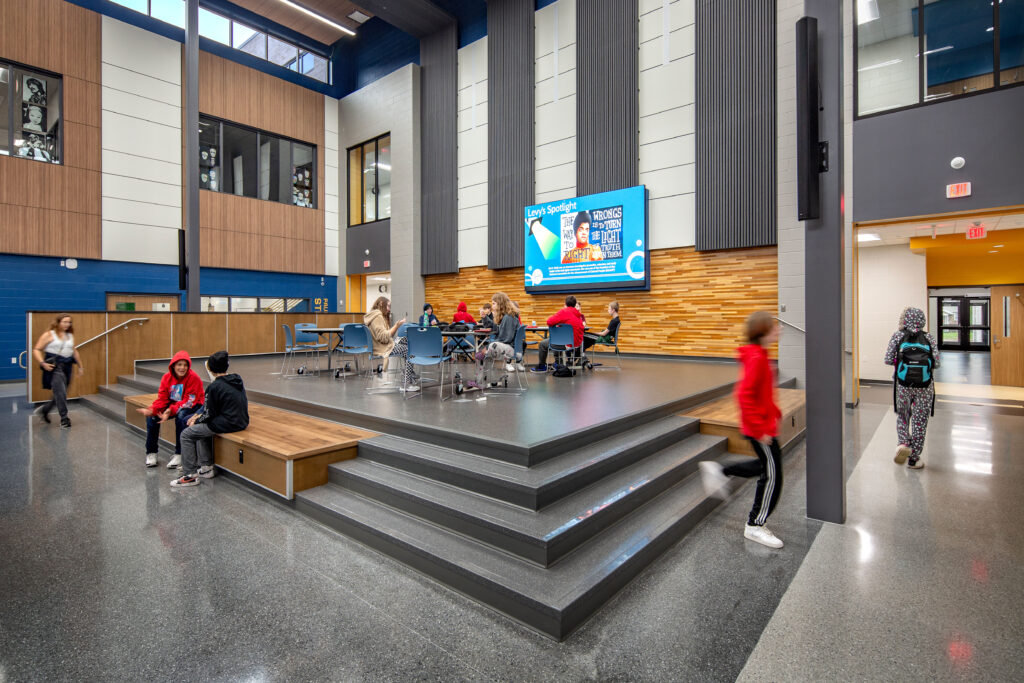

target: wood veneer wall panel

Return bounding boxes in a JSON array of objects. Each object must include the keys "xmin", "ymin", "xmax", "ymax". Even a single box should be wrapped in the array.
[
  {"xmin": 228, "ymin": 315, "xmax": 279, "ymax": 356},
  {"xmin": 171, "ymin": 314, "xmax": 228, "ymax": 358},
  {"xmin": 27, "ymin": 312, "xmax": 107, "ymax": 403},
  {"xmin": 106, "ymin": 314, "xmax": 174, "ymax": 385},
  {"xmin": 314, "ymin": 313, "xmax": 362, "ymax": 327},
  {"xmin": 424, "ymin": 246, "xmax": 779, "ymax": 358},
  {"xmin": 0, "ymin": 0, "xmax": 101, "ymax": 260},
  {"xmin": 196, "ymin": 52, "xmax": 326, "ymax": 275}
]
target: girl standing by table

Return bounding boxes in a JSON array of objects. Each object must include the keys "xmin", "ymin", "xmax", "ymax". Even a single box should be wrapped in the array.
[{"xmin": 33, "ymin": 314, "xmax": 84, "ymax": 428}]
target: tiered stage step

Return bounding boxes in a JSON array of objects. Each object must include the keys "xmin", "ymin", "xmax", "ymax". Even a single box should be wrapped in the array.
[{"xmin": 682, "ymin": 388, "xmax": 806, "ymax": 455}]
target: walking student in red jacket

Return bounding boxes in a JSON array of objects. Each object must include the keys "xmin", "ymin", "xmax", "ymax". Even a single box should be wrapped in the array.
[
  {"xmin": 136, "ymin": 350, "xmax": 205, "ymax": 470},
  {"xmin": 699, "ymin": 311, "xmax": 785, "ymax": 549}
]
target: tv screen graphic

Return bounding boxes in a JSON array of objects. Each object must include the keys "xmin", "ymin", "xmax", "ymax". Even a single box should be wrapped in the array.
[{"xmin": 524, "ymin": 185, "xmax": 649, "ymax": 294}]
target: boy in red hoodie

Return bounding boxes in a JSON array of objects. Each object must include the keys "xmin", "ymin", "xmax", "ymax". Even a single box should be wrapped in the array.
[
  {"xmin": 136, "ymin": 350, "xmax": 205, "ymax": 469},
  {"xmin": 699, "ymin": 311, "xmax": 785, "ymax": 549},
  {"xmin": 452, "ymin": 301, "xmax": 476, "ymax": 325}
]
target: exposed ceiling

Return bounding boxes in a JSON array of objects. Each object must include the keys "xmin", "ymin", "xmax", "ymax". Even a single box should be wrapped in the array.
[
  {"xmin": 857, "ymin": 212, "xmax": 1024, "ymax": 247},
  {"xmin": 230, "ymin": 0, "xmax": 372, "ymax": 45}
]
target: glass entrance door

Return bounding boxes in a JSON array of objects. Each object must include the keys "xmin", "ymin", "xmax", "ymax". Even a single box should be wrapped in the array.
[{"xmin": 939, "ymin": 297, "xmax": 989, "ymax": 351}]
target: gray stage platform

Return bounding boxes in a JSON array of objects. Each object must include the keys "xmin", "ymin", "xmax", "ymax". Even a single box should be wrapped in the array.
[{"xmin": 103, "ymin": 353, "xmax": 779, "ymax": 640}]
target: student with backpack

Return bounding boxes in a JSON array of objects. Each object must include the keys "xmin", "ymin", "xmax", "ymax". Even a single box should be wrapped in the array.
[{"xmin": 884, "ymin": 306, "xmax": 939, "ymax": 470}]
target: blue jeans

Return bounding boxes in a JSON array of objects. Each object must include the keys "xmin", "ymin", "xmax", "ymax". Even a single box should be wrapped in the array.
[{"xmin": 145, "ymin": 405, "xmax": 201, "ymax": 455}]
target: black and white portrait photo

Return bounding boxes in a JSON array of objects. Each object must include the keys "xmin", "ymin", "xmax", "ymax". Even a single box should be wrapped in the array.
[
  {"xmin": 24, "ymin": 76, "xmax": 47, "ymax": 105},
  {"xmin": 17, "ymin": 133, "xmax": 52, "ymax": 162},
  {"xmin": 22, "ymin": 103, "xmax": 47, "ymax": 132}
]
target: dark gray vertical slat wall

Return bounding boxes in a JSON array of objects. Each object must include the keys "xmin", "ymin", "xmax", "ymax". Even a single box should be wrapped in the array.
[
  {"xmin": 695, "ymin": 0, "xmax": 777, "ymax": 251},
  {"xmin": 576, "ymin": 0, "xmax": 639, "ymax": 196},
  {"xmin": 421, "ymin": 23, "xmax": 459, "ymax": 274},
  {"xmin": 487, "ymin": 0, "xmax": 534, "ymax": 270}
]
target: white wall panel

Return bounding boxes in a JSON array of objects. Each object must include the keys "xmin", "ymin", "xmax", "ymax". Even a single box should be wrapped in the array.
[
  {"xmin": 638, "ymin": 0, "xmax": 695, "ymax": 250},
  {"xmin": 535, "ymin": 0, "xmax": 576, "ymax": 203},
  {"xmin": 324, "ymin": 96, "xmax": 340, "ymax": 276},
  {"xmin": 101, "ymin": 16, "xmax": 183, "ymax": 265},
  {"xmin": 857, "ymin": 245, "xmax": 928, "ymax": 381},
  {"xmin": 457, "ymin": 37, "xmax": 488, "ymax": 268},
  {"xmin": 458, "ymin": 227, "xmax": 487, "ymax": 270}
]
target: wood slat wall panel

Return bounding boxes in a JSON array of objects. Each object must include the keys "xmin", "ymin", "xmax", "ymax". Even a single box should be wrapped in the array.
[
  {"xmin": 0, "ymin": 0, "xmax": 101, "ymax": 260},
  {"xmin": 195, "ymin": 52, "xmax": 326, "ymax": 275},
  {"xmin": 425, "ymin": 246, "xmax": 779, "ymax": 358}
]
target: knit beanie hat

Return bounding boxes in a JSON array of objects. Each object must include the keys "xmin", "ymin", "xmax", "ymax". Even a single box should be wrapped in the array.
[{"xmin": 207, "ymin": 350, "xmax": 229, "ymax": 373}]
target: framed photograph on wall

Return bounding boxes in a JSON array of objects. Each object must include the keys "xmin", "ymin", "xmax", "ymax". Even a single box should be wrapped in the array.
[
  {"xmin": 23, "ymin": 75, "xmax": 47, "ymax": 105},
  {"xmin": 22, "ymin": 103, "xmax": 47, "ymax": 132},
  {"xmin": 16, "ymin": 133, "xmax": 53, "ymax": 162}
]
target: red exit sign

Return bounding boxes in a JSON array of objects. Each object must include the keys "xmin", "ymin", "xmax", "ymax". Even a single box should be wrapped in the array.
[
  {"xmin": 946, "ymin": 182, "xmax": 972, "ymax": 199},
  {"xmin": 966, "ymin": 225, "xmax": 986, "ymax": 240}
]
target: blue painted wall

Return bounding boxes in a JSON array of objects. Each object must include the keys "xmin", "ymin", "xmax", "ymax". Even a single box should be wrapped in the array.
[
  {"xmin": 337, "ymin": 18, "xmax": 420, "ymax": 96},
  {"xmin": 0, "ymin": 254, "xmax": 336, "ymax": 382}
]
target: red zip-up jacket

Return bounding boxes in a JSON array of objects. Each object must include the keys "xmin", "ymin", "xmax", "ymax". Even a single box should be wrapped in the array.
[
  {"xmin": 148, "ymin": 350, "xmax": 205, "ymax": 416},
  {"xmin": 547, "ymin": 306, "xmax": 585, "ymax": 346},
  {"xmin": 735, "ymin": 343, "xmax": 781, "ymax": 438}
]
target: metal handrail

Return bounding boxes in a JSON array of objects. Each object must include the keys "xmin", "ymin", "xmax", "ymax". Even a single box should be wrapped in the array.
[
  {"xmin": 18, "ymin": 351, "xmax": 27, "ymax": 368},
  {"xmin": 78, "ymin": 318, "xmax": 150, "ymax": 348},
  {"xmin": 775, "ymin": 317, "xmax": 805, "ymax": 334}
]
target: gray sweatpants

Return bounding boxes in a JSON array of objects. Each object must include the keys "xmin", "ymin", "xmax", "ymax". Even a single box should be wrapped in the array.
[
  {"xmin": 46, "ymin": 367, "xmax": 70, "ymax": 419},
  {"xmin": 179, "ymin": 422, "xmax": 217, "ymax": 476}
]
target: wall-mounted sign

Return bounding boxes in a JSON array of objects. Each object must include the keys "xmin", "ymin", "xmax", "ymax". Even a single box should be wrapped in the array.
[
  {"xmin": 363, "ymin": 260, "xmax": 371, "ymax": 268},
  {"xmin": 966, "ymin": 225, "xmax": 986, "ymax": 240},
  {"xmin": 946, "ymin": 182, "xmax": 972, "ymax": 199},
  {"xmin": 314, "ymin": 297, "xmax": 329, "ymax": 312}
]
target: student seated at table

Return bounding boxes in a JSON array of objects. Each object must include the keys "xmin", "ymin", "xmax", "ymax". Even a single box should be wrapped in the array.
[
  {"xmin": 365, "ymin": 296, "xmax": 419, "ymax": 392},
  {"xmin": 477, "ymin": 303, "xmax": 495, "ymax": 332},
  {"xmin": 531, "ymin": 295, "xmax": 585, "ymax": 373},
  {"xmin": 473, "ymin": 292, "xmax": 520, "ymax": 386},
  {"xmin": 583, "ymin": 301, "xmax": 620, "ymax": 352},
  {"xmin": 419, "ymin": 303, "xmax": 440, "ymax": 327},
  {"xmin": 452, "ymin": 301, "xmax": 476, "ymax": 325}
]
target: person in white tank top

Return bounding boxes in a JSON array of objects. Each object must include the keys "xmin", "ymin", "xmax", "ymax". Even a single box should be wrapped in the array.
[{"xmin": 32, "ymin": 314, "xmax": 84, "ymax": 428}]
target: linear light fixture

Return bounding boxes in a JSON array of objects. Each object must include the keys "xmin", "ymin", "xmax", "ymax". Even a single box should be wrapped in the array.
[
  {"xmin": 857, "ymin": 233, "xmax": 881, "ymax": 242},
  {"xmin": 921, "ymin": 45, "xmax": 954, "ymax": 56},
  {"xmin": 275, "ymin": 0, "xmax": 355, "ymax": 37},
  {"xmin": 858, "ymin": 58, "xmax": 901, "ymax": 72}
]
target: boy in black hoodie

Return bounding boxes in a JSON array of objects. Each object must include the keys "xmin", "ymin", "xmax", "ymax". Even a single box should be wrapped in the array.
[{"xmin": 171, "ymin": 350, "xmax": 249, "ymax": 488}]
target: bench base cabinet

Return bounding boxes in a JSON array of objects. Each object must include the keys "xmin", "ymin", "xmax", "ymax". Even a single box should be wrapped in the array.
[
  {"xmin": 214, "ymin": 441, "xmax": 357, "ymax": 499},
  {"xmin": 684, "ymin": 389, "xmax": 807, "ymax": 457}
]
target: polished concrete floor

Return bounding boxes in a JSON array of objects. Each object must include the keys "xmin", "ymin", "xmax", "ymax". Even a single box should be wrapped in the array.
[
  {"xmin": 1, "ymin": 380, "xmax": 1022, "ymax": 681},
  {"xmin": 934, "ymin": 350, "xmax": 991, "ymax": 385}
]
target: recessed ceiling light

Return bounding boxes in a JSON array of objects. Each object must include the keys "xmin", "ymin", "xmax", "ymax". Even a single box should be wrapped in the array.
[
  {"xmin": 275, "ymin": 0, "xmax": 355, "ymax": 36},
  {"xmin": 348, "ymin": 11, "xmax": 370, "ymax": 23},
  {"xmin": 993, "ymin": 244, "xmax": 1004, "ymax": 248},
  {"xmin": 988, "ymin": 250, "xmax": 999, "ymax": 253},
  {"xmin": 857, "ymin": 233, "xmax": 881, "ymax": 242}
]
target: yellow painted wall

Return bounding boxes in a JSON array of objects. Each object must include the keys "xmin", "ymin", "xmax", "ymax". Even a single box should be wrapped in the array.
[{"xmin": 912, "ymin": 228, "xmax": 1024, "ymax": 287}]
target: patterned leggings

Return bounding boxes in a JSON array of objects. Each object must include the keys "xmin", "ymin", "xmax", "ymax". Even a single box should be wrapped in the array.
[
  {"xmin": 387, "ymin": 337, "xmax": 417, "ymax": 385},
  {"xmin": 896, "ymin": 385, "xmax": 933, "ymax": 459}
]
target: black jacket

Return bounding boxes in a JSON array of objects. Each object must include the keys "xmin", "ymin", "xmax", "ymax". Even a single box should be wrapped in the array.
[{"xmin": 202, "ymin": 374, "xmax": 249, "ymax": 434}]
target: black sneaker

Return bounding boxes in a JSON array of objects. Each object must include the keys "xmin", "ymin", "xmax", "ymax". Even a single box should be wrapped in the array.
[
  {"xmin": 531, "ymin": 364, "xmax": 548, "ymax": 373},
  {"xmin": 60, "ymin": 417, "xmax": 71, "ymax": 429}
]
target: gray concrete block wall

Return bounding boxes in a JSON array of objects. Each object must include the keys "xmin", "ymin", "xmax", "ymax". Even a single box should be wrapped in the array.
[{"xmin": 337, "ymin": 65, "xmax": 423, "ymax": 317}]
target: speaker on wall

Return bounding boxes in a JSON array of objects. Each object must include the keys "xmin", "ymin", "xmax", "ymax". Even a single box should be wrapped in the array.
[
  {"xmin": 178, "ymin": 229, "xmax": 187, "ymax": 291},
  {"xmin": 795, "ymin": 16, "xmax": 820, "ymax": 221}
]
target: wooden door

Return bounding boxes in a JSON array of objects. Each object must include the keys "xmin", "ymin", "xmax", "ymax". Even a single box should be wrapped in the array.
[{"xmin": 991, "ymin": 285, "xmax": 1024, "ymax": 388}]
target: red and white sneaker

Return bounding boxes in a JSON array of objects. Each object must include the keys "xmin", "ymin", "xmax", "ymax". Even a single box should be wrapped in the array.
[{"xmin": 170, "ymin": 474, "xmax": 199, "ymax": 488}]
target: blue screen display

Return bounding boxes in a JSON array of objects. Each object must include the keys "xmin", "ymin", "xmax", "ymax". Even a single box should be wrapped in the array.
[{"xmin": 524, "ymin": 185, "xmax": 649, "ymax": 294}]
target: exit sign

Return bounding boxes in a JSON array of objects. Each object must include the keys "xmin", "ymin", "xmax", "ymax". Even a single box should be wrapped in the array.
[
  {"xmin": 967, "ymin": 225, "xmax": 986, "ymax": 240},
  {"xmin": 946, "ymin": 182, "xmax": 972, "ymax": 199},
  {"xmin": 363, "ymin": 260, "xmax": 371, "ymax": 268}
]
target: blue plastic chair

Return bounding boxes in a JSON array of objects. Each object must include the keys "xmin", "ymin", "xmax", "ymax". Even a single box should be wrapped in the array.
[
  {"xmin": 338, "ymin": 324, "xmax": 372, "ymax": 380},
  {"xmin": 481, "ymin": 323, "xmax": 529, "ymax": 394},
  {"xmin": 589, "ymin": 322, "xmax": 622, "ymax": 370},
  {"xmin": 404, "ymin": 326, "xmax": 450, "ymax": 399},
  {"xmin": 280, "ymin": 324, "xmax": 324, "ymax": 378},
  {"xmin": 294, "ymin": 322, "xmax": 328, "ymax": 375},
  {"xmin": 548, "ymin": 323, "xmax": 583, "ymax": 371}
]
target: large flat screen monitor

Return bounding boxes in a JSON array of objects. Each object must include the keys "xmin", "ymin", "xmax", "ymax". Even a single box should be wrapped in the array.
[{"xmin": 524, "ymin": 185, "xmax": 649, "ymax": 294}]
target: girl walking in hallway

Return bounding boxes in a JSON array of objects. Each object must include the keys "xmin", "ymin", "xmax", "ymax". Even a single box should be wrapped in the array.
[{"xmin": 884, "ymin": 306, "xmax": 939, "ymax": 469}]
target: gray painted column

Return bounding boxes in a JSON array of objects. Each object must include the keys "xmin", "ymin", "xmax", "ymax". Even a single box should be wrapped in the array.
[
  {"xmin": 803, "ymin": 0, "xmax": 846, "ymax": 524},
  {"xmin": 184, "ymin": 0, "xmax": 200, "ymax": 311}
]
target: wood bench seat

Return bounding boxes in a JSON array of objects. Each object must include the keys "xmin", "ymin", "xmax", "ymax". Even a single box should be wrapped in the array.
[
  {"xmin": 124, "ymin": 393, "xmax": 374, "ymax": 499},
  {"xmin": 682, "ymin": 388, "xmax": 806, "ymax": 456}
]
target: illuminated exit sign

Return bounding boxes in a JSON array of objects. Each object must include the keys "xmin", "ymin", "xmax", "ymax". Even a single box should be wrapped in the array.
[
  {"xmin": 966, "ymin": 225, "xmax": 986, "ymax": 240},
  {"xmin": 946, "ymin": 182, "xmax": 972, "ymax": 199}
]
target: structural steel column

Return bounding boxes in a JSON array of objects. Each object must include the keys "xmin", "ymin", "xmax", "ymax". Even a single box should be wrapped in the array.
[
  {"xmin": 184, "ymin": 0, "xmax": 201, "ymax": 311},
  {"xmin": 803, "ymin": 0, "xmax": 846, "ymax": 524}
]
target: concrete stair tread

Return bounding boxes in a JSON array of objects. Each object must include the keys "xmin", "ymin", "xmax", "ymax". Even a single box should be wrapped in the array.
[
  {"xmin": 334, "ymin": 433, "xmax": 724, "ymax": 548},
  {"xmin": 296, "ymin": 468, "xmax": 716, "ymax": 637},
  {"xmin": 361, "ymin": 416, "xmax": 698, "ymax": 492},
  {"xmin": 98, "ymin": 383, "xmax": 137, "ymax": 400},
  {"xmin": 79, "ymin": 392, "xmax": 125, "ymax": 421}
]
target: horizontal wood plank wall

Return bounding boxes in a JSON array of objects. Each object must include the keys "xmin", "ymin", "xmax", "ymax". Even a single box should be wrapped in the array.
[
  {"xmin": 194, "ymin": 51, "xmax": 325, "ymax": 274},
  {"xmin": 424, "ymin": 246, "xmax": 778, "ymax": 357},
  {"xmin": 28, "ymin": 312, "xmax": 107, "ymax": 404},
  {"xmin": 0, "ymin": 0, "xmax": 101, "ymax": 259}
]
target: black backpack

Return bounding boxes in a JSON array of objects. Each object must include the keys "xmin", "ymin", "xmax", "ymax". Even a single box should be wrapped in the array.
[
  {"xmin": 894, "ymin": 330, "xmax": 934, "ymax": 388},
  {"xmin": 551, "ymin": 363, "xmax": 576, "ymax": 378}
]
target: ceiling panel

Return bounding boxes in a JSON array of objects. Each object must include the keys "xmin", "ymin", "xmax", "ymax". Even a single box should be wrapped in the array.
[
  {"xmin": 230, "ymin": 0, "xmax": 370, "ymax": 45},
  {"xmin": 858, "ymin": 213, "xmax": 1024, "ymax": 247}
]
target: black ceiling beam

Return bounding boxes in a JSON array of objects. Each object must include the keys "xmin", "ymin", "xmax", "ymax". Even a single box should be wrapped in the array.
[{"xmin": 353, "ymin": 0, "xmax": 455, "ymax": 38}]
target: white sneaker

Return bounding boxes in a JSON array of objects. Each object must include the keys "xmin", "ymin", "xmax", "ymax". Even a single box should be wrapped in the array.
[
  {"xmin": 196, "ymin": 465, "xmax": 215, "ymax": 479},
  {"xmin": 505, "ymin": 363, "xmax": 516, "ymax": 372},
  {"xmin": 167, "ymin": 454, "xmax": 182, "ymax": 469},
  {"xmin": 698, "ymin": 461, "xmax": 729, "ymax": 499},
  {"xmin": 145, "ymin": 454, "xmax": 158, "ymax": 468},
  {"xmin": 516, "ymin": 363, "xmax": 526, "ymax": 372},
  {"xmin": 894, "ymin": 444, "xmax": 911, "ymax": 465},
  {"xmin": 400, "ymin": 384, "xmax": 420, "ymax": 393},
  {"xmin": 744, "ymin": 524, "xmax": 784, "ymax": 549}
]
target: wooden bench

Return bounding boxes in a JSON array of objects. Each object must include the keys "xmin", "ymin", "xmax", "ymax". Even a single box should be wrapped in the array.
[
  {"xmin": 682, "ymin": 388, "xmax": 806, "ymax": 456},
  {"xmin": 124, "ymin": 394, "xmax": 374, "ymax": 499}
]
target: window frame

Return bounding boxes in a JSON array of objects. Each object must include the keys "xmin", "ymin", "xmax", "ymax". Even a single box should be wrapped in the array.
[
  {"xmin": 200, "ymin": 296, "xmax": 311, "ymax": 312},
  {"xmin": 347, "ymin": 133, "xmax": 391, "ymax": 227},
  {"xmin": 854, "ymin": 0, "xmax": 1022, "ymax": 119},
  {"xmin": 2, "ymin": 59, "xmax": 64, "ymax": 165},
  {"xmin": 199, "ymin": 113, "xmax": 317, "ymax": 209}
]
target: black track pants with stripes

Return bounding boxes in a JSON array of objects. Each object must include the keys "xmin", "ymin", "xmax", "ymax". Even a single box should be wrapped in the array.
[{"xmin": 723, "ymin": 437, "xmax": 783, "ymax": 527}]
